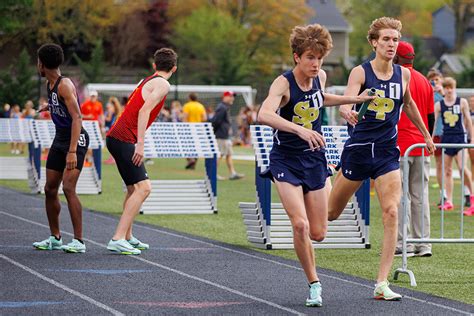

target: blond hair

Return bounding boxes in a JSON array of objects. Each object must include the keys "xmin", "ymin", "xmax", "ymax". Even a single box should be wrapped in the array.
[
  {"xmin": 442, "ymin": 77, "xmax": 456, "ymax": 88},
  {"xmin": 367, "ymin": 17, "xmax": 402, "ymax": 47},
  {"xmin": 108, "ymin": 96, "xmax": 122, "ymax": 117},
  {"xmin": 289, "ymin": 24, "xmax": 333, "ymax": 59}
]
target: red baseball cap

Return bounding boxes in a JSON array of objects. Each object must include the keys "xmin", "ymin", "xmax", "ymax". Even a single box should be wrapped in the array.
[
  {"xmin": 222, "ymin": 91, "xmax": 236, "ymax": 97},
  {"xmin": 397, "ymin": 41, "xmax": 415, "ymax": 59}
]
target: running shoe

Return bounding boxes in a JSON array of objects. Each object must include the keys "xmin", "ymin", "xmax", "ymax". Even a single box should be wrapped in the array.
[
  {"xmin": 127, "ymin": 235, "xmax": 149, "ymax": 250},
  {"xmin": 107, "ymin": 239, "xmax": 141, "ymax": 255},
  {"xmin": 61, "ymin": 239, "xmax": 86, "ymax": 253},
  {"xmin": 463, "ymin": 205, "xmax": 474, "ymax": 216},
  {"xmin": 374, "ymin": 280, "xmax": 402, "ymax": 301},
  {"xmin": 438, "ymin": 200, "xmax": 454, "ymax": 211},
  {"xmin": 305, "ymin": 282, "xmax": 322, "ymax": 307},
  {"xmin": 33, "ymin": 236, "xmax": 62, "ymax": 250}
]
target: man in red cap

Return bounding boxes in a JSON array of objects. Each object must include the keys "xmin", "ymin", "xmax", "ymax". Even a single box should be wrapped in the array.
[
  {"xmin": 394, "ymin": 41, "xmax": 435, "ymax": 257},
  {"xmin": 211, "ymin": 91, "xmax": 244, "ymax": 180}
]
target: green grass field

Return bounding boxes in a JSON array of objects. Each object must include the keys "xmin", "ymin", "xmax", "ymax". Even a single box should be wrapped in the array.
[{"xmin": 0, "ymin": 144, "xmax": 473, "ymax": 304}]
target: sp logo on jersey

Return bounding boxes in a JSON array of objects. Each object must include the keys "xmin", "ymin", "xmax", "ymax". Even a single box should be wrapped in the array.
[
  {"xmin": 368, "ymin": 89, "xmax": 395, "ymax": 120},
  {"xmin": 292, "ymin": 91, "xmax": 323, "ymax": 129},
  {"xmin": 444, "ymin": 111, "xmax": 459, "ymax": 127}
]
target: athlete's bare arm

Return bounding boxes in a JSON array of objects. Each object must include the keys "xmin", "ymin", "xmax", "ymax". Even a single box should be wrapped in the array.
[
  {"xmin": 339, "ymin": 66, "xmax": 365, "ymax": 126},
  {"xmin": 461, "ymin": 98, "xmax": 473, "ymax": 142},
  {"xmin": 257, "ymin": 75, "xmax": 325, "ymax": 150},
  {"xmin": 133, "ymin": 78, "xmax": 170, "ymax": 166},
  {"xmin": 401, "ymin": 68, "xmax": 435, "ymax": 154},
  {"xmin": 433, "ymin": 101, "xmax": 441, "ymax": 134},
  {"xmin": 58, "ymin": 78, "xmax": 82, "ymax": 170},
  {"xmin": 323, "ymin": 90, "xmax": 375, "ymax": 107}
]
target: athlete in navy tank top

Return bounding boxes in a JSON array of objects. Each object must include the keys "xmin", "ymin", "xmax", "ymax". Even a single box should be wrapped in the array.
[
  {"xmin": 34, "ymin": 43, "xmax": 89, "ymax": 253},
  {"xmin": 258, "ymin": 23, "xmax": 375, "ymax": 307},
  {"xmin": 434, "ymin": 78, "xmax": 474, "ymax": 215},
  {"xmin": 327, "ymin": 17, "xmax": 435, "ymax": 301},
  {"xmin": 346, "ymin": 61, "xmax": 404, "ymax": 147},
  {"xmin": 273, "ymin": 70, "xmax": 324, "ymax": 152}
]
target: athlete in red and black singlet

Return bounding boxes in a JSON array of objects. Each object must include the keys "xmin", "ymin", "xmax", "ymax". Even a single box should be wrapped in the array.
[
  {"xmin": 106, "ymin": 75, "xmax": 167, "ymax": 185},
  {"xmin": 107, "ymin": 75, "xmax": 166, "ymax": 143}
]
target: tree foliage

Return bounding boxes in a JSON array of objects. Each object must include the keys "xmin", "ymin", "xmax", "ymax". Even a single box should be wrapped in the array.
[
  {"xmin": 73, "ymin": 40, "xmax": 106, "ymax": 84},
  {"xmin": 169, "ymin": 0, "xmax": 310, "ymax": 84},
  {"xmin": 0, "ymin": 49, "xmax": 37, "ymax": 106},
  {"xmin": 334, "ymin": 0, "xmax": 448, "ymax": 57}
]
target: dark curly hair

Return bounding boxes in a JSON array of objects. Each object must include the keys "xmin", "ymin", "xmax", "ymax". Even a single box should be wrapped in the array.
[
  {"xmin": 37, "ymin": 43, "xmax": 64, "ymax": 69},
  {"xmin": 153, "ymin": 48, "xmax": 177, "ymax": 72}
]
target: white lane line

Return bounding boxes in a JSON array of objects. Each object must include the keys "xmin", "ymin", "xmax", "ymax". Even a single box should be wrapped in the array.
[
  {"xmin": 88, "ymin": 211, "xmax": 474, "ymax": 315},
  {"xmin": 0, "ymin": 254, "xmax": 124, "ymax": 316},
  {"xmin": 0, "ymin": 211, "xmax": 303, "ymax": 316}
]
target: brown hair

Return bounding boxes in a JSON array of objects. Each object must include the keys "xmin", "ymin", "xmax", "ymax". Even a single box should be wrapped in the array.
[
  {"xmin": 426, "ymin": 68, "xmax": 443, "ymax": 80},
  {"xmin": 188, "ymin": 93, "xmax": 198, "ymax": 101},
  {"xmin": 289, "ymin": 24, "xmax": 333, "ymax": 59},
  {"xmin": 367, "ymin": 17, "xmax": 402, "ymax": 47},
  {"xmin": 442, "ymin": 77, "xmax": 456, "ymax": 88},
  {"xmin": 153, "ymin": 48, "xmax": 177, "ymax": 72}
]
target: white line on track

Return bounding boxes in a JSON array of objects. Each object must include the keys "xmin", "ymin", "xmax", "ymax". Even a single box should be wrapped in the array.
[
  {"xmin": 0, "ymin": 254, "xmax": 124, "ymax": 316},
  {"xmin": 88, "ymin": 210, "xmax": 474, "ymax": 315},
  {"xmin": 0, "ymin": 211, "xmax": 303, "ymax": 315},
  {"xmin": 3, "ymin": 206, "xmax": 472, "ymax": 315}
]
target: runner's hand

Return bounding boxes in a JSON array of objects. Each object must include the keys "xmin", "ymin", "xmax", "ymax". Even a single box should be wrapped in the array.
[
  {"xmin": 66, "ymin": 152, "xmax": 77, "ymax": 170},
  {"xmin": 340, "ymin": 107, "xmax": 358, "ymax": 126},
  {"xmin": 132, "ymin": 142, "xmax": 145, "ymax": 166},
  {"xmin": 296, "ymin": 127, "xmax": 325, "ymax": 151}
]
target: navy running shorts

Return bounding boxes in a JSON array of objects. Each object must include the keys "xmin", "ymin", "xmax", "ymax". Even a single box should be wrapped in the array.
[
  {"xmin": 340, "ymin": 144, "xmax": 399, "ymax": 181},
  {"xmin": 441, "ymin": 134, "xmax": 467, "ymax": 156},
  {"xmin": 262, "ymin": 148, "xmax": 328, "ymax": 194}
]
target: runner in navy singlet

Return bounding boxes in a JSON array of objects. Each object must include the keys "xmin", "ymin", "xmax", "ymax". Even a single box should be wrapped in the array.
[
  {"xmin": 434, "ymin": 77, "xmax": 474, "ymax": 216},
  {"xmin": 33, "ymin": 43, "xmax": 89, "ymax": 253},
  {"xmin": 327, "ymin": 17, "xmax": 435, "ymax": 301},
  {"xmin": 258, "ymin": 23, "xmax": 375, "ymax": 307}
]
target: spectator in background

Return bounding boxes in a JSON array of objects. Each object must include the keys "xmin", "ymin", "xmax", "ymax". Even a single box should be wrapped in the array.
[
  {"xmin": 80, "ymin": 90, "xmax": 104, "ymax": 167},
  {"xmin": 10, "ymin": 104, "xmax": 22, "ymax": 154},
  {"xmin": 206, "ymin": 105, "xmax": 215, "ymax": 121},
  {"xmin": 211, "ymin": 91, "xmax": 244, "ymax": 180},
  {"xmin": 104, "ymin": 97, "xmax": 123, "ymax": 165},
  {"xmin": 427, "ymin": 69, "xmax": 447, "ymax": 204},
  {"xmin": 182, "ymin": 93, "xmax": 207, "ymax": 170},
  {"xmin": 38, "ymin": 97, "xmax": 51, "ymax": 120},
  {"xmin": 394, "ymin": 41, "xmax": 434, "ymax": 257},
  {"xmin": 170, "ymin": 100, "xmax": 183, "ymax": 122},
  {"xmin": 2, "ymin": 103, "xmax": 11, "ymax": 118},
  {"xmin": 104, "ymin": 96, "xmax": 122, "ymax": 132},
  {"xmin": 237, "ymin": 105, "xmax": 254, "ymax": 146}
]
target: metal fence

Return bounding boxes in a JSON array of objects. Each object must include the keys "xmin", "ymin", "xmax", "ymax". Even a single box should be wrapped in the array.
[{"xmin": 394, "ymin": 143, "xmax": 474, "ymax": 286}]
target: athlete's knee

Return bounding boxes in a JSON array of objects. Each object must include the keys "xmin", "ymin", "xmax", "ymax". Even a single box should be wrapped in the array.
[
  {"xmin": 445, "ymin": 166, "xmax": 453, "ymax": 177},
  {"xmin": 44, "ymin": 184, "xmax": 59, "ymax": 198},
  {"xmin": 135, "ymin": 181, "xmax": 152, "ymax": 197},
  {"xmin": 382, "ymin": 206, "xmax": 398, "ymax": 224},
  {"xmin": 309, "ymin": 227, "xmax": 326, "ymax": 242},
  {"xmin": 62, "ymin": 182, "xmax": 77, "ymax": 197},
  {"xmin": 292, "ymin": 219, "xmax": 309, "ymax": 237}
]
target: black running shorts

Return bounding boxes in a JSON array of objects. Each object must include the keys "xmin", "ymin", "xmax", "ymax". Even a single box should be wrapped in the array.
[
  {"xmin": 106, "ymin": 136, "xmax": 149, "ymax": 186},
  {"xmin": 46, "ymin": 127, "xmax": 89, "ymax": 172}
]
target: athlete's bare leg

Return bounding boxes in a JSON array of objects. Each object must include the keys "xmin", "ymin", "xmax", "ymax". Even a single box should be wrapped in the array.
[
  {"xmin": 374, "ymin": 170, "xmax": 400, "ymax": 283},
  {"xmin": 62, "ymin": 168, "xmax": 83, "ymax": 240},
  {"xmin": 44, "ymin": 169, "xmax": 63, "ymax": 238},
  {"xmin": 123, "ymin": 185, "xmax": 135, "ymax": 240},
  {"xmin": 112, "ymin": 179, "xmax": 151, "ymax": 240},
  {"xmin": 274, "ymin": 180, "xmax": 321, "ymax": 282},
  {"xmin": 444, "ymin": 155, "xmax": 455, "ymax": 201},
  {"xmin": 328, "ymin": 171, "xmax": 363, "ymax": 221}
]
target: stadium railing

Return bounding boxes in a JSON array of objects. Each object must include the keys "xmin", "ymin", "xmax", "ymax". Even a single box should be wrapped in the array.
[{"xmin": 394, "ymin": 143, "xmax": 474, "ymax": 286}]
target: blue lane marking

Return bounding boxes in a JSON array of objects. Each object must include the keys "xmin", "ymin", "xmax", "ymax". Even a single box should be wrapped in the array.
[
  {"xmin": 45, "ymin": 269, "xmax": 151, "ymax": 275},
  {"xmin": 0, "ymin": 301, "xmax": 65, "ymax": 308}
]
